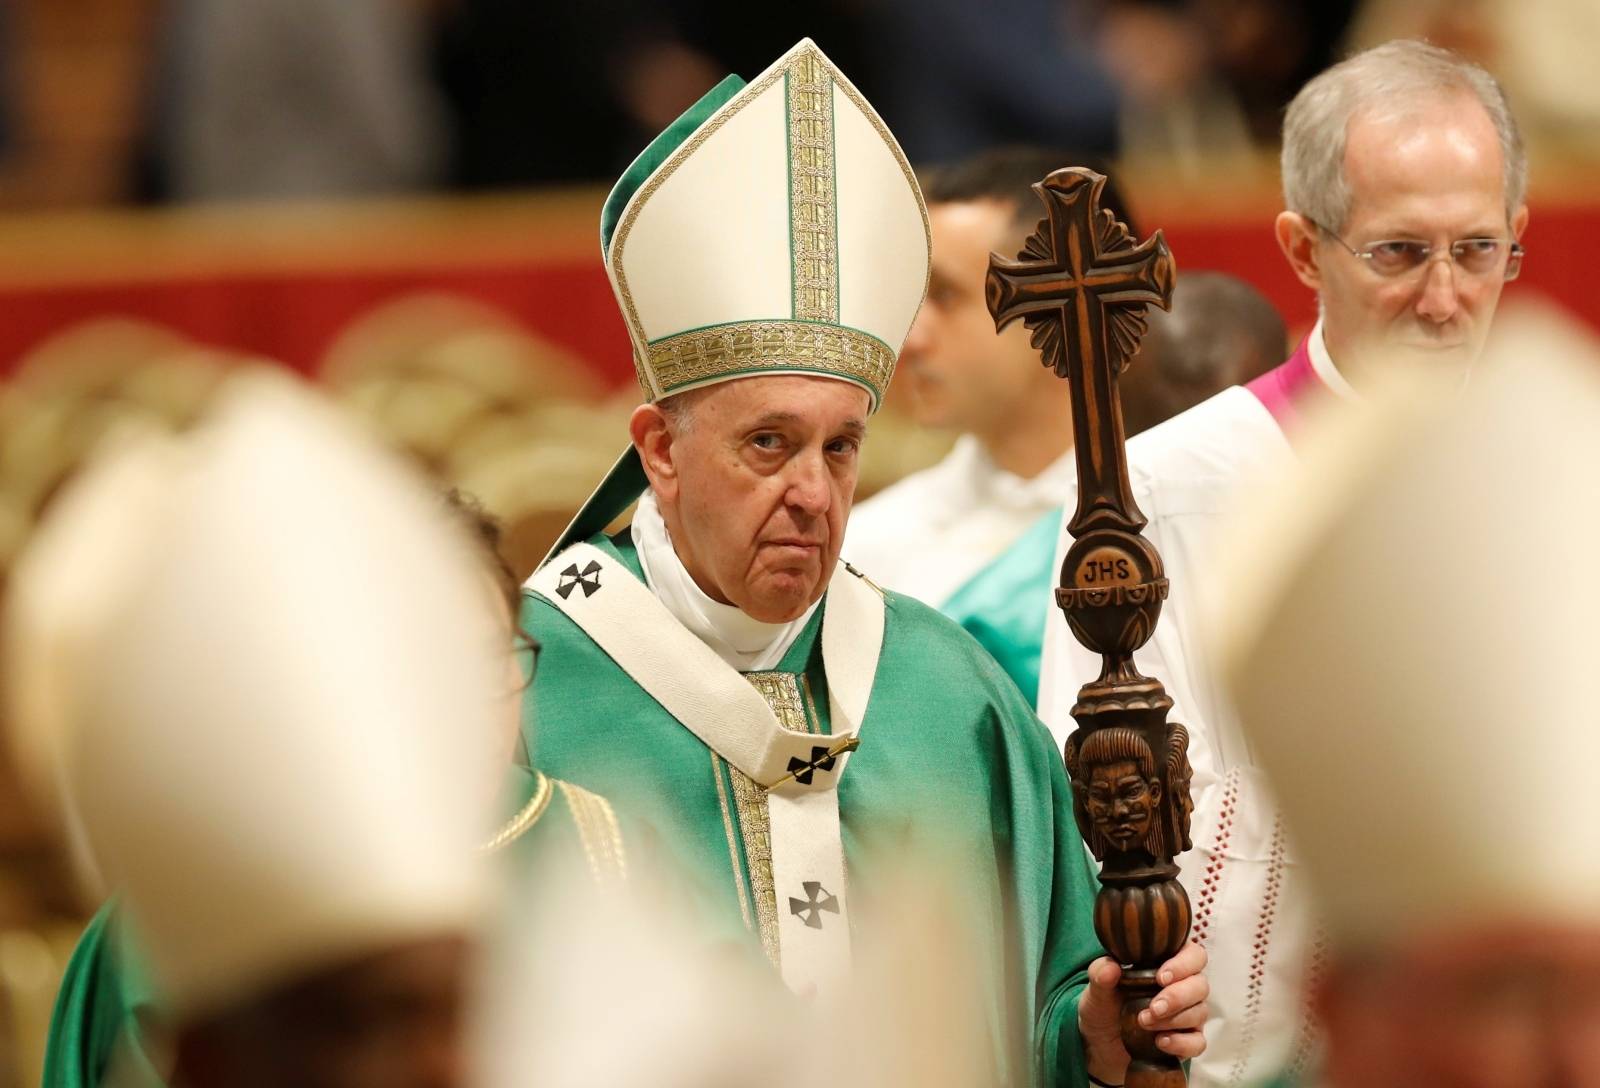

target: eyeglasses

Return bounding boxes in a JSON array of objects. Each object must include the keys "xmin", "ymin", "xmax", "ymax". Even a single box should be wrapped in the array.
[
  {"xmin": 513, "ymin": 631, "xmax": 541, "ymax": 693},
  {"xmin": 1309, "ymin": 219, "xmax": 1525, "ymax": 282}
]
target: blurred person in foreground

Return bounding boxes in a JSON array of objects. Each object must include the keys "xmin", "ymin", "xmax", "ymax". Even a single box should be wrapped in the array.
[
  {"xmin": 16, "ymin": 381, "xmax": 624, "ymax": 1087},
  {"xmin": 521, "ymin": 39, "xmax": 1207, "ymax": 1088},
  {"xmin": 1033, "ymin": 38, "xmax": 1530, "ymax": 1085},
  {"xmin": 1213, "ymin": 311, "xmax": 1600, "ymax": 1088},
  {"xmin": 32, "ymin": 376, "xmax": 499, "ymax": 1088}
]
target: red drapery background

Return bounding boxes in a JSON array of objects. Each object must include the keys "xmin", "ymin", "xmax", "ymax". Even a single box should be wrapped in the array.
[{"xmin": 0, "ymin": 178, "xmax": 1590, "ymax": 385}]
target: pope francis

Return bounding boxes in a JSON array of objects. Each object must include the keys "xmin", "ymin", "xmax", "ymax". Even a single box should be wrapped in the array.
[{"xmin": 521, "ymin": 39, "xmax": 1207, "ymax": 1087}]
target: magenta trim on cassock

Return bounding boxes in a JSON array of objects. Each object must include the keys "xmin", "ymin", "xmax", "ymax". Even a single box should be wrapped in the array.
[{"xmin": 1245, "ymin": 338, "xmax": 1321, "ymax": 434}]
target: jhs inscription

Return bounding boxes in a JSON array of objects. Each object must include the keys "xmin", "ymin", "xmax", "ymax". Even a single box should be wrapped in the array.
[{"xmin": 1076, "ymin": 546, "xmax": 1138, "ymax": 588}]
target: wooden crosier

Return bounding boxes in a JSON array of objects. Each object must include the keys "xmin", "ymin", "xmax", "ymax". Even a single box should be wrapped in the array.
[{"xmin": 986, "ymin": 168, "xmax": 1191, "ymax": 1087}]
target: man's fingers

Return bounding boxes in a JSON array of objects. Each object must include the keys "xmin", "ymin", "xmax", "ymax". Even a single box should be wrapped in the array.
[
  {"xmin": 1141, "ymin": 973, "xmax": 1209, "ymax": 1022},
  {"xmin": 1156, "ymin": 940, "xmax": 1208, "ymax": 985},
  {"xmin": 1088, "ymin": 955, "xmax": 1122, "ymax": 989},
  {"xmin": 1156, "ymin": 1030, "xmax": 1207, "ymax": 1060},
  {"xmin": 1140, "ymin": 1005, "xmax": 1207, "ymax": 1033}
]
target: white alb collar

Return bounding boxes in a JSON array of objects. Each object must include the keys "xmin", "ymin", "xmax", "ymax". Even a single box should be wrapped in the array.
[
  {"xmin": 1308, "ymin": 318, "xmax": 1360, "ymax": 401},
  {"xmin": 631, "ymin": 490, "xmax": 819, "ymax": 673},
  {"xmin": 949, "ymin": 435, "xmax": 1076, "ymax": 513}
]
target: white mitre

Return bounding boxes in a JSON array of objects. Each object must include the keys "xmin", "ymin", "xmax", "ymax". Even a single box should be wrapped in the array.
[
  {"xmin": 61, "ymin": 374, "xmax": 503, "ymax": 1018},
  {"xmin": 1, "ymin": 429, "xmax": 186, "ymax": 896},
  {"xmin": 1210, "ymin": 304, "xmax": 1600, "ymax": 949},
  {"xmin": 603, "ymin": 37, "xmax": 928, "ymax": 407},
  {"xmin": 552, "ymin": 38, "xmax": 929, "ymax": 556}
]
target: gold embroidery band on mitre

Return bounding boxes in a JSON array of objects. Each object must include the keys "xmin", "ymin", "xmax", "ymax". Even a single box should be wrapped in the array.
[
  {"xmin": 647, "ymin": 321, "xmax": 895, "ymax": 404},
  {"xmin": 787, "ymin": 51, "xmax": 838, "ymax": 323}
]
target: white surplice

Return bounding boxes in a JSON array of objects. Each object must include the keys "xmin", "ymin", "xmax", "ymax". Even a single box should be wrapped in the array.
[
  {"xmin": 1038, "ymin": 321, "xmax": 1353, "ymax": 1087},
  {"xmin": 844, "ymin": 435, "xmax": 1075, "ymax": 606}
]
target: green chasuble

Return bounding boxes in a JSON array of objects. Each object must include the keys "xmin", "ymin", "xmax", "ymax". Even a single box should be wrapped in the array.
[
  {"xmin": 42, "ymin": 899, "xmax": 164, "ymax": 1088},
  {"xmin": 941, "ymin": 507, "xmax": 1062, "ymax": 708},
  {"xmin": 40, "ymin": 767, "xmax": 622, "ymax": 1088},
  {"xmin": 523, "ymin": 530, "xmax": 1105, "ymax": 1088}
]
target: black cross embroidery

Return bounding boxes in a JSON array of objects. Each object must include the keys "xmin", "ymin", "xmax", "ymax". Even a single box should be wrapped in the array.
[
  {"xmin": 788, "ymin": 881, "xmax": 840, "ymax": 930},
  {"xmin": 785, "ymin": 745, "xmax": 839, "ymax": 786},
  {"xmin": 556, "ymin": 561, "xmax": 602, "ymax": 600}
]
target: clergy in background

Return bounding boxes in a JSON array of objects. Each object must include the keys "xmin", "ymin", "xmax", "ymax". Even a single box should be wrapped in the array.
[
  {"xmin": 1117, "ymin": 272, "xmax": 1286, "ymax": 439},
  {"xmin": 848, "ymin": 148, "xmax": 1282, "ymax": 705},
  {"xmin": 1035, "ymin": 39, "xmax": 1531, "ymax": 1086},
  {"xmin": 522, "ymin": 40, "xmax": 1206, "ymax": 1088},
  {"xmin": 1213, "ymin": 313, "xmax": 1600, "ymax": 1088},
  {"xmin": 843, "ymin": 147, "xmax": 1132, "ymax": 705}
]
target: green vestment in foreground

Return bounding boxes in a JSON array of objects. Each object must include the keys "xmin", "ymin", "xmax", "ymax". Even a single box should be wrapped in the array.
[
  {"xmin": 40, "ymin": 767, "xmax": 618, "ymax": 1088},
  {"xmin": 41, "ymin": 899, "xmax": 162, "ymax": 1088},
  {"xmin": 523, "ymin": 530, "xmax": 1104, "ymax": 1088}
]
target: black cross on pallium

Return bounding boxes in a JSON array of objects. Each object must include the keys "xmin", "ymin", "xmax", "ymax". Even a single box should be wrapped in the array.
[
  {"xmin": 785, "ymin": 745, "xmax": 838, "ymax": 786},
  {"xmin": 556, "ymin": 560, "xmax": 602, "ymax": 600},
  {"xmin": 788, "ymin": 881, "xmax": 840, "ymax": 930}
]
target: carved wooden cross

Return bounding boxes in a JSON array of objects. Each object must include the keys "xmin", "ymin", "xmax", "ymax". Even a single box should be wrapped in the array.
[
  {"xmin": 988, "ymin": 168, "xmax": 1191, "ymax": 1088},
  {"xmin": 987, "ymin": 169, "xmax": 1174, "ymax": 538}
]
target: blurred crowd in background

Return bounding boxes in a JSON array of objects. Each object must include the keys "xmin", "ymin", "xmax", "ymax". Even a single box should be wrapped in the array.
[
  {"xmin": 0, "ymin": 0, "xmax": 1594, "ymax": 208},
  {"xmin": 0, "ymin": 2, "xmax": 1596, "ymax": 1083}
]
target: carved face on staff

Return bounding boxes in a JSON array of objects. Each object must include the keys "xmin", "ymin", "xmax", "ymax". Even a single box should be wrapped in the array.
[{"xmin": 1069, "ymin": 727, "xmax": 1165, "ymax": 858}]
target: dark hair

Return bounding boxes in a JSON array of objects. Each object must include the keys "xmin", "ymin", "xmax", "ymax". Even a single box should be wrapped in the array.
[
  {"xmin": 439, "ymin": 487, "xmax": 521, "ymax": 625},
  {"xmin": 920, "ymin": 145, "xmax": 1140, "ymax": 240},
  {"xmin": 1162, "ymin": 272, "xmax": 1287, "ymax": 385}
]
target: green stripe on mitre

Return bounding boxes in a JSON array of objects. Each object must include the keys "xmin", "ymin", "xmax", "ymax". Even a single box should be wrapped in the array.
[{"xmin": 600, "ymin": 74, "xmax": 747, "ymax": 259}]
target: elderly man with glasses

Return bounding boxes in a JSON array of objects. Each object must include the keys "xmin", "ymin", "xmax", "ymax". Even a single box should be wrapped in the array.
[
  {"xmin": 1269, "ymin": 42, "xmax": 1528, "ymax": 401},
  {"xmin": 1034, "ymin": 38, "xmax": 1530, "ymax": 1087}
]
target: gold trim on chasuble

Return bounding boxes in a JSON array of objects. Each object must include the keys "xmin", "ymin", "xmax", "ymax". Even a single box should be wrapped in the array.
[
  {"xmin": 729, "ymin": 765, "xmax": 781, "ymax": 967},
  {"xmin": 478, "ymin": 770, "xmax": 554, "ymax": 854},
  {"xmin": 556, "ymin": 780, "xmax": 629, "ymax": 884},
  {"xmin": 719, "ymin": 671, "xmax": 823, "ymax": 969}
]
